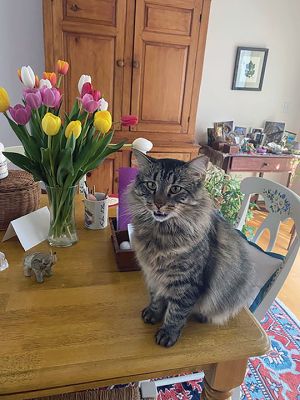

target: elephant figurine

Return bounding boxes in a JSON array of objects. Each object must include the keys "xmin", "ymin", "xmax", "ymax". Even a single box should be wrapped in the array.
[{"xmin": 24, "ymin": 251, "xmax": 57, "ymax": 283}]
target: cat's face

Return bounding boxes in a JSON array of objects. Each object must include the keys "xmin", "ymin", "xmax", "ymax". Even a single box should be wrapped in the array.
[{"xmin": 132, "ymin": 151, "xmax": 208, "ymax": 222}]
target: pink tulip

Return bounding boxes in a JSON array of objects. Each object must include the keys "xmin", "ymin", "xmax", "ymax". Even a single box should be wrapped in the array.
[
  {"xmin": 81, "ymin": 82, "xmax": 101, "ymax": 101},
  {"xmin": 23, "ymin": 88, "xmax": 42, "ymax": 109},
  {"xmin": 121, "ymin": 115, "xmax": 138, "ymax": 127},
  {"xmin": 40, "ymin": 87, "xmax": 61, "ymax": 108},
  {"xmin": 81, "ymin": 93, "xmax": 99, "ymax": 113},
  {"xmin": 9, "ymin": 104, "xmax": 31, "ymax": 125}
]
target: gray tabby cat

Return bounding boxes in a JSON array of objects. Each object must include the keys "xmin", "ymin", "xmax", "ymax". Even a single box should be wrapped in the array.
[{"xmin": 127, "ymin": 150, "xmax": 255, "ymax": 347}]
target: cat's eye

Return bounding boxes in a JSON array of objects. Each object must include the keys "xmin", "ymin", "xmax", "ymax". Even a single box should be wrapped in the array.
[
  {"xmin": 169, "ymin": 185, "xmax": 182, "ymax": 194},
  {"xmin": 145, "ymin": 181, "xmax": 157, "ymax": 190}
]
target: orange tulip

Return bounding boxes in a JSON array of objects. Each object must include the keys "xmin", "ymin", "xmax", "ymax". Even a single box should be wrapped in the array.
[
  {"xmin": 34, "ymin": 75, "xmax": 39, "ymax": 88},
  {"xmin": 43, "ymin": 72, "xmax": 57, "ymax": 86},
  {"xmin": 17, "ymin": 68, "xmax": 22, "ymax": 82},
  {"xmin": 57, "ymin": 60, "xmax": 69, "ymax": 75}
]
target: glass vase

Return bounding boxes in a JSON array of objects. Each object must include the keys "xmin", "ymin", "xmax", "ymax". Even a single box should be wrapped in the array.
[{"xmin": 46, "ymin": 185, "xmax": 78, "ymax": 247}]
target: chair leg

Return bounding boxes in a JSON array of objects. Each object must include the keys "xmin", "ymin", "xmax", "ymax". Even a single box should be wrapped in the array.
[
  {"xmin": 288, "ymin": 223, "xmax": 296, "ymax": 250},
  {"xmin": 231, "ymin": 386, "xmax": 241, "ymax": 400}
]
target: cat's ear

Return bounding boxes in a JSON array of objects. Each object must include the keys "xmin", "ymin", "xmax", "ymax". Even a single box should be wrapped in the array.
[
  {"xmin": 186, "ymin": 156, "xmax": 209, "ymax": 178},
  {"xmin": 133, "ymin": 149, "xmax": 154, "ymax": 170}
]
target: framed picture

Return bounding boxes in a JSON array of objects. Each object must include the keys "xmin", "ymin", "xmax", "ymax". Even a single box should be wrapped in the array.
[
  {"xmin": 232, "ymin": 47, "xmax": 269, "ymax": 91},
  {"xmin": 264, "ymin": 121, "xmax": 285, "ymax": 144},
  {"xmin": 214, "ymin": 121, "xmax": 234, "ymax": 138},
  {"xmin": 234, "ymin": 126, "xmax": 247, "ymax": 136}
]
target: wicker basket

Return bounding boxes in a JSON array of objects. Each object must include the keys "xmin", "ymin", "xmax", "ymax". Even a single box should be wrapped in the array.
[{"xmin": 0, "ymin": 170, "xmax": 40, "ymax": 230}]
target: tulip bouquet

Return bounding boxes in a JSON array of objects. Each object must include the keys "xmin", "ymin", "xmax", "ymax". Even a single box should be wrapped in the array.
[{"xmin": 0, "ymin": 61, "xmax": 137, "ymax": 246}]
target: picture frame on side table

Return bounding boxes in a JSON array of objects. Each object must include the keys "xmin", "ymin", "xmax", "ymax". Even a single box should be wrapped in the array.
[
  {"xmin": 264, "ymin": 121, "xmax": 286, "ymax": 145},
  {"xmin": 232, "ymin": 47, "xmax": 269, "ymax": 91}
]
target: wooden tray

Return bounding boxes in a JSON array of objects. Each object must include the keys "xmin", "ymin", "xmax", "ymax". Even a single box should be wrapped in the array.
[{"xmin": 110, "ymin": 218, "xmax": 140, "ymax": 272}]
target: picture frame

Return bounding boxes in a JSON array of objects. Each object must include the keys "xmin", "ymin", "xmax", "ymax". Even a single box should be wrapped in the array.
[
  {"xmin": 214, "ymin": 121, "xmax": 234, "ymax": 138},
  {"xmin": 264, "ymin": 121, "xmax": 286, "ymax": 145},
  {"xmin": 234, "ymin": 126, "xmax": 247, "ymax": 136},
  {"xmin": 232, "ymin": 47, "xmax": 269, "ymax": 91}
]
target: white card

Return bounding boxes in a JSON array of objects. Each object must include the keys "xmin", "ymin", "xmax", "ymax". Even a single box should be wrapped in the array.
[
  {"xmin": 2, "ymin": 207, "xmax": 50, "ymax": 251},
  {"xmin": 127, "ymin": 223, "xmax": 135, "ymax": 249}
]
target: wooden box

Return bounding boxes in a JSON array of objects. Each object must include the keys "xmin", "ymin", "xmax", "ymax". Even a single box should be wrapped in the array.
[
  {"xmin": 110, "ymin": 218, "xmax": 140, "ymax": 272},
  {"xmin": 222, "ymin": 144, "xmax": 240, "ymax": 154}
]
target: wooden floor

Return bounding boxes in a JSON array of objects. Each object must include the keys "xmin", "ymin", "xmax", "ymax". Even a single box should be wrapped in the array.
[{"xmin": 249, "ymin": 211, "xmax": 300, "ymax": 319}]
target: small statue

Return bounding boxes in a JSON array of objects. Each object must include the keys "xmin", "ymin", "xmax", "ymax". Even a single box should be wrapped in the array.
[{"xmin": 24, "ymin": 251, "xmax": 57, "ymax": 283}]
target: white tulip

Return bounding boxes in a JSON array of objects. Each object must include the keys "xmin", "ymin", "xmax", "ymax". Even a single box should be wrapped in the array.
[
  {"xmin": 99, "ymin": 98, "xmax": 108, "ymax": 111},
  {"xmin": 39, "ymin": 79, "xmax": 52, "ymax": 89},
  {"xmin": 78, "ymin": 74, "xmax": 91, "ymax": 95},
  {"xmin": 20, "ymin": 66, "xmax": 35, "ymax": 88}
]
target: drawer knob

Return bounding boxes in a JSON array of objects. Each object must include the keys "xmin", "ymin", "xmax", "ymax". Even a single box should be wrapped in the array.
[
  {"xmin": 132, "ymin": 60, "xmax": 140, "ymax": 68},
  {"xmin": 116, "ymin": 59, "xmax": 125, "ymax": 67},
  {"xmin": 70, "ymin": 3, "xmax": 80, "ymax": 12},
  {"xmin": 263, "ymin": 162, "xmax": 269, "ymax": 167}
]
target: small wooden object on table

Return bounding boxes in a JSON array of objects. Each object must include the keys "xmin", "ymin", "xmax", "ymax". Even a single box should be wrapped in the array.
[{"xmin": 0, "ymin": 196, "xmax": 269, "ymax": 400}]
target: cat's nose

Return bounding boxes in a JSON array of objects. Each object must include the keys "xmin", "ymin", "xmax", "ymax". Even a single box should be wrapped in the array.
[{"xmin": 154, "ymin": 201, "xmax": 165, "ymax": 210}]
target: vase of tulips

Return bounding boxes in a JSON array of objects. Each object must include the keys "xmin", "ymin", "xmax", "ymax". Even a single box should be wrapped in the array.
[{"xmin": 0, "ymin": 61, "xmax": 138, "ymax": 247}]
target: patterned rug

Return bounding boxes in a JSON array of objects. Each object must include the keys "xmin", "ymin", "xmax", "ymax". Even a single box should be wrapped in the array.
[{"xmin": 156, "ymin": 299, "xmax": 300, "ymax": 400}]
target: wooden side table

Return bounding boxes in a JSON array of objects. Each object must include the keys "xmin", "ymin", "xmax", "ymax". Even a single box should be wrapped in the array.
[
  {"xmin": 0, "ymin": 196, "xmax": 269, "ymax": 400},
  {"xmin": 201, "ymin": 145, "xmax": 297, "ymax": 188}
]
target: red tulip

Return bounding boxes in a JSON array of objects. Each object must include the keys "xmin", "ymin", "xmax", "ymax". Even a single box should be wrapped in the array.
[
  {"xmin": 121, "ymin": 115, "xmax": 138, "ymax": 127},
  {"xmin": 81, "ymin": 82, "xmax": 101, "ymax": 101},
  {"xmin": 9, "ymin": 104, "xmax": 31, "ymax": 125}
]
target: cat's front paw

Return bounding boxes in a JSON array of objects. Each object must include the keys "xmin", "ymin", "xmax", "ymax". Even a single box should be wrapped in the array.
[
  {"xmin": 155, "ymin": 327, "xmax": 180, "ymax": 347},
  {"xmin": 142, "ymin": 306, "xmax": 162, "ymax": 324}
]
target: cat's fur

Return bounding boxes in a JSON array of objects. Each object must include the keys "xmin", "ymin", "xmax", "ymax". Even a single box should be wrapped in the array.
[{"xmin": 127, "ymin": 150, "xmax": 255, "ymax": 347}]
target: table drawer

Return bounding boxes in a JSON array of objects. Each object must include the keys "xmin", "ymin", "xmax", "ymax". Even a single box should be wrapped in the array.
[{"xmin": 230, "ymin": 156, "xmax": 293, "ymax": 172}]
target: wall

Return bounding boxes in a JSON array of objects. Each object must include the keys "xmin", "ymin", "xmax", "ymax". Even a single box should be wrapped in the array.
[
  {"xmin": 0, "ymin": 0, "xmax": 44, "ymax": 147},
  {"xmin": 196, "ymin": 0, "xmax": 300, "ymax": 142}
]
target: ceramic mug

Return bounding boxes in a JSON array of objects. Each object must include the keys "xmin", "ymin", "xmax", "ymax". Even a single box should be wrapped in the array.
[{"xmin": 84, "ymin": 193, "xmax": 109, "ymax": 230}]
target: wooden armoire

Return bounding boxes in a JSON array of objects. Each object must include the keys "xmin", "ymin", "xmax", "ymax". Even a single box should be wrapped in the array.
[{"xmin": 43, "ymin": 0, "xmax": 211, "ymax": 192}]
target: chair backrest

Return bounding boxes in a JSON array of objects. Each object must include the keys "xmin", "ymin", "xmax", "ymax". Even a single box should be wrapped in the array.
[{"xmin": 235, "ymin": 177, "xmax": 300, "ymax": 320}]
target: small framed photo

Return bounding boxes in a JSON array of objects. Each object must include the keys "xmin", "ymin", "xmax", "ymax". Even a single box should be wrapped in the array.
[
  {"xmin": 232, "ymin": 47, "xmax": 269, "ymax": 91},
  {"xmin": 214, "ymin": 121, "xmax": 234, "ymax": 139},
  {"xmin": 286, "ymin": 131, "xmax": 297, "ymax": 144},
  {"xmin": 234, "ymin": 126, "xmax": 247, "ymax": 136},
  {"xmin": 264, "ymin": 121, "xmax": 285, "ymax": 144}
]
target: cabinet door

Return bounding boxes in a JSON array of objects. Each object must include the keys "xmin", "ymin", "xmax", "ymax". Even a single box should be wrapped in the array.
[
  {"xmin": 131, "ymin": 0, "xmax": 203, "ymax": 138},
  {"xmin": 86, "ymin": 152, "xmax": 122, "ymax": 194},
  {"xmin": 45, "ymin": 0, "xmax": 128, "ymax": 125}
]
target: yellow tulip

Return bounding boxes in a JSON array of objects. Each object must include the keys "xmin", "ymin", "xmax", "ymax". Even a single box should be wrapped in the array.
[
  {"xmin": 42, "ymin": 112, "xmax": 61, "ymax": 136},
  {"xmin": 65, "ymin": 120, "xmax": 82, "ymax": 139},
  {"xmin": 0, "ymin": 87, "xmax": 10, "ymax": 113},
  {"xmin": 94, "ymin": 110, "xmax": 112, "ymax": 134}
]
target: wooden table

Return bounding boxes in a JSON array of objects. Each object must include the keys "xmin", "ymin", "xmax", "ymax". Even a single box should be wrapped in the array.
[
  {"xmin": 201, "ymin": 145, "xmax": 298, "ymax": 187},
  {"xmin": 0, "ymin": 197, "xmax": 269, "ymax": 400}
]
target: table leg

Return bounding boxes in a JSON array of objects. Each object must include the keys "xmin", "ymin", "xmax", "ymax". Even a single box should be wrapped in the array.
[{"xmin": 202, "ymin": 359, "xmax": 248, "ymax": 400}]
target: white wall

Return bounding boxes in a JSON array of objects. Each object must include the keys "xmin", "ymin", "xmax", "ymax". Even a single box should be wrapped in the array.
[
  {"xmin": 196, "ymin": 0, "xmax": 300, "ymax": 143},
  {"xmin": 0, "ymin": 0, "xmax": 44, "ymax": 147}
]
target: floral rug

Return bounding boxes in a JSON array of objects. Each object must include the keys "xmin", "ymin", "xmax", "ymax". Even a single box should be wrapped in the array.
[{"xmin": 156, "ymin": 299, "xmax": 300, "ymax": 400}]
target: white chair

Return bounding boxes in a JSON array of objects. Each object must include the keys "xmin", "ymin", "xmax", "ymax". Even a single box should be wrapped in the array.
[
  {"xmin": 141, "ymin": 177, "xmax": 300, "ymax": 400},
  {"xmin": 231, "ymin": 177, "xmax": 300, "ymax": 400}
]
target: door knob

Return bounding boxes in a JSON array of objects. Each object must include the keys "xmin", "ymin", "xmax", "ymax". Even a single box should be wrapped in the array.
[
  {"xmin": 132, "ymin": 60, "xmax": 139, "ymax": 68},
  {"xmin": 70, "ymin": 3, "xmax": 80, "ymax": 12},
  {"xmin": 116, "ymin": 59, "xmax": 125, "ymax": 67}
]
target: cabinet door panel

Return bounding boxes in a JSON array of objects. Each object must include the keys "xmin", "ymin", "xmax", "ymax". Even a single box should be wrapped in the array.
[
  {"xmin": 142, "ymin": 43, "xmax": 187, "ymax": 124},
  {"xmin": 66, "ymin": 34, "xmax": 115, "ymax": 111},
  {"xmin": 131, "ymin": 0, "xmax": 203, "ymax": 136},
  {"xmin": 47, "ymin": 0, "xmax": 127, "ymax": 124},
  {"xmin": 86, "ymin": 153, "xmax": 122, "ymax": 194}
]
